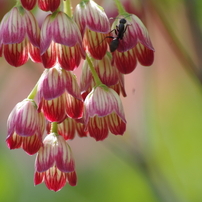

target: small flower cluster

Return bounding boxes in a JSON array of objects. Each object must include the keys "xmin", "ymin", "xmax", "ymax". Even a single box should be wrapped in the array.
[{"xmin": 3, "ymin": 0, "xmax": 154, "ymax": 192}]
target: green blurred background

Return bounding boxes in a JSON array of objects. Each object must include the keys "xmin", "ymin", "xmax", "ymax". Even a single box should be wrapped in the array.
[{"xmin": 0, "ymin": 0, "xmax": 202, "ymax": 201}]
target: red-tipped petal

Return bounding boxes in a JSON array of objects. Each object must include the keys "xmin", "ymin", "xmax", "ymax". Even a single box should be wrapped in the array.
[
  {"xmin": 58, "ymin": 44, "xmax": 82, "ymax": 71},
  {"xmin": 34, "ymin": 171, "xmax": 44, "ymax": 185},
  {"xmin": 3, "ymin": 40, "xmax": 29, "ymax": 67},
  {"xmin": 66, "ymin": 94, "xmax": 83, "ymax": 119},
  {"xmin": 88, "ymin": 116, "xmax": 108, "ymax": 141},
  {"xmin": 38, "ymin": 0, "xmax": 61, "ymax": 12},
  {"xmin": 41, "ymin": 42, "xmax": 57, "ymax": 68},
  {"xmin": 85, "ymin": 30, "xmax": 107, "ymax": 60},
  {"xmin": 67, "ymin": 171, "xmax": 77, "ymax": 186},
  {"xmin": 135, "ymin": 43, "xmax": 154, "ymax": 66},
  {"xmin": 107, "ymin": 113, "xmax": 126, "ymax": 135},
  {"xmin": 95, "ymin": 54, "xmax": 119, "ymax": 86},
  {"xmin": 22, "ymin": 134, "xmax": 42, "ymax": 155},
  {"xmin": 21, "ymin": 0, "xmax": 37, "ymax": 10},
  {"xmin": 44, "ymin": 166, "xmax": 67, "ymax": 192},
  {"xmin": 6, "ymin": 133, "xmax": 22, "ymax": 149},
  {"xmin": 40, "ymin": 95, "xmax": 67, "ymax": 123},
  {"xmin": 29, "ymin": 43, "xmax": 41, "ymax": 63},
  {"xmin": 58, "ymin": 118, "xmax": 76, "ymax": 140},
  {"xmin": 112, "ymin": 48, "xmax": 137, "ymax": 74}
]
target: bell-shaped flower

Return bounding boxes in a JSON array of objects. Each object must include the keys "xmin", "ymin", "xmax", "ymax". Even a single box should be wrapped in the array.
[
  {"xmin": 40, "ymin": 11, "xmax": 85, "ymax": 70},
  {"xmin": 109, "ymin": 13, "xmax": 154, "ymax": 73},
  {"xmin": 37, "ymin": 65, "xmax": 83, "ymax": 123},
  {"xmin": 83, "ymin": 85, "xmax": 126, "ymax": 141},
  {"xmin": 74, "ymin": 0, "xmax": 110, "ymax": 60},
  {"xmin": 6, "ymin": 99, "xmax": 45, "ymax": 155},
  {"xmin": 34, "ymin": 133, "xmax": 76, "ymax": 191},
  {"xmin": 38, "ymin": 0, "xmax": 62, "ymax": 12},
  {"xmin": 20, "ymin": 0, "xmax": 37, "ymax": 10},
  {"xmin": 0, "ymin": 6, "xmax": 41, "ymax": 67}
]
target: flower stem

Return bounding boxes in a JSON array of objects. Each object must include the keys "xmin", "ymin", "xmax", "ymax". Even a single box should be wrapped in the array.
[
  {"xmin": 51, "ymin": 122, "xmax": 58, "ymax": 134},
  {"xmin": 86, "ymin": 54, "xmax": 102, "ymax": 86},
  {"xmin": 27, "ymin": 82, "xmax": 38, "ymax": 99},
  {"xmin": 63, "ymin": 0, "xmax": 72, "ymax": 17},
  {"xmin": 113, "ymin": 0, "xmax": 126, "ymax": 14}
]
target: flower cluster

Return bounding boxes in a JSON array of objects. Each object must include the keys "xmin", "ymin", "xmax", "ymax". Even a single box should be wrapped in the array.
[{"xmin": 4, "ymin": 0, "xmax": 154, "ymax": 192}]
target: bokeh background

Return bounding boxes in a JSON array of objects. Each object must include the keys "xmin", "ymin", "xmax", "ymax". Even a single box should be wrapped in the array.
[{"xmin": 0, "ymin": 0, "xmax": 202, "ymax": 201}]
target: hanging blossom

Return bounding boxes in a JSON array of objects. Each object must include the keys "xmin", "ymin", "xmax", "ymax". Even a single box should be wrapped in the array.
[
  {"xmin": 40, "ymin": 11, "xmax": 85, "ymax": 70},
  {"xmin": 74, "ymin": 0, "xmax": 110, "ymax": 60},
  {"xmin": 34, "ymin": 133, "xmax": 76, "ymax": 191},
  {"xmin": 109, "ymin": 13, "xmax": 155, "ymax": 74},
  {"xmin": 37, "ymin": 65, "xmax": 83, "ymax": 123},
  {"xmin": 0, "ymin": 6, "xmax": 41, "ymax": 67},
  {"xmin": 6, "ymin": 99, "xmax": 45, "ymax": 155},
  {"xmin": 83, "ymin": 85, "xmax": 126, "ymax": 141}
]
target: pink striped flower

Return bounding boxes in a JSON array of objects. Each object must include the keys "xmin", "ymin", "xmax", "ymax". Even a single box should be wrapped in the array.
[
  {"xmin": 38, "ymin": 0, "xmax": 62, "ymax": 12},
  {"xmin": 40, "ymin": 11, "xmax": 85, "ymax": 70},
  {"xmin": 37, "ymin": 65, "xmax": 83, "ymax": 123},
  {"xmin": 74, "ymin": 0, "xmax": 110, "ymax": 59},
  {"xmin": 6, "ymin": 99, "xmax": 45, "ymax": 155},
  {"xmin": 34, "ymin": 133, "xmax": 76, "ymax": 191},
  {"xmin": 83, "ymin": 85, "xmax": 126, "ymax": 141},
  {"xmin": 109, "ymin": 14, "xmax": 154, "ymax": 73},
  {"xmin": 20, "ymin": 0, "xmax": 37, "ymax": 10},
  {"xmin": 0, "ymin": 6, "xmax": 41, "ymax": 67}
]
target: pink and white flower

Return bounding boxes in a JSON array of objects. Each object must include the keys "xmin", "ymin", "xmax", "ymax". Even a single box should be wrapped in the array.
[
  {"xmin": 83, "ymin": 85, "xmax": 126, "ymax": 141},
  {"xmin": 74, "ymin": 0, "xmax": 110, "ymax": 59},
  {"xmin": 109, "ymin": 13, "xmax": 154, "ymax": 73},
  {"xmin": 40, "ymin": 11, "xmax": 85, "ymax": 70},
  {"xmin": 6, "ymin": 99, "xmax": 45, "ymax": 155},
  {"xmin": 37, "ymin": 65, "xmax": 83, "ymax": 122},
  {"xmin": 34, "ymin": 133, "xmax": 76, "ymax": 191},
  {"xmin": 0, "ymin": 6, "xmax": 41, "ymax": 67}
]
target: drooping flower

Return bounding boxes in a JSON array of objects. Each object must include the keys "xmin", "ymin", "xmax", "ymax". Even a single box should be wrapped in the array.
[
  {"xmin": 38, "ymin": 0, "xmax": 62, "ymax": 12},
  {"xmin": 0, "ymin": 6, "xmax": 41, "ymax": 67},
  {"xmin": 109, "ymin": 13, "xmax": 154, "ymax": 73},
  {"xmin": 83, "ymin": 85, "xmax": 126, "ymax": 141},
  {"xmin": 20, "ymin": 0, "xmax": 37, "ymax": 10},
  {"xmin": 37, "ymin": 65, "xmax": 83, "ymax": 123},
  {"xmin": 34, "ymin": 133, "xmax": 76, "ymax": 191},
  {"xmin": 6, "ymin": 99, "xmax": 45, "ymax": 155},
  {"xmin": 74, "ymin": 0, "xmax": 110, "ymax": 59},
  {"xmin": 40, "ymin": 11, "xmax": 85, "ymax": 70}
]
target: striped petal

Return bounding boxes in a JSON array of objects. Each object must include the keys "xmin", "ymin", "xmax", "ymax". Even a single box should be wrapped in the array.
[{"xmin": 84, "ymin": 86, "xmax": 126, "ymax": 124}]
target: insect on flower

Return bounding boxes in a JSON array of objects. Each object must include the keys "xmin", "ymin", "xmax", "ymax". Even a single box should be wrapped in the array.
[{"xmin": 107, "ymin": 16, "xmax": 131, "ymax": 52}]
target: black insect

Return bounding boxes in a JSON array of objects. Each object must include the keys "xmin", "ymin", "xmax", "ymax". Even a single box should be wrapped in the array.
[{"xmin": 108, "ymin": 18, "xmax": 130, "ymax": 52}]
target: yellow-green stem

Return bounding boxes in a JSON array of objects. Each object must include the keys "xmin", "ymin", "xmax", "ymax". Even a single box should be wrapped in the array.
[
  {"xmin": 27, "ymin": 82, "xmax": 38, "ymax": 99},
  {"xmin": 51, "ymin": 122, "xmax": 58, "ymax": 134},
  {"xmin": 63, "ymin": 0, "xmax": 72, "ymax": 17},
  {"xmin": 86, "ymin": 54, "xmax": 102, "ymax": 86},
  {"xmin": 113, "ymin": 0, "xmax": 126, "ymax": 14}
]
